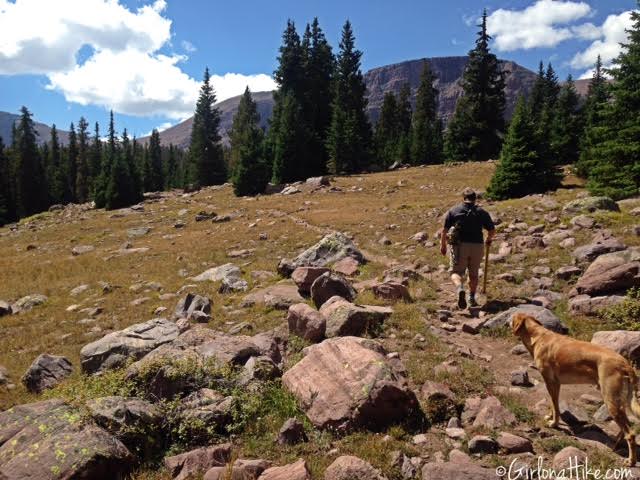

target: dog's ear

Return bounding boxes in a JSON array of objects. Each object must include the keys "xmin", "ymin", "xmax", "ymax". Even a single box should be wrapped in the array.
[{"xmin": 511, "ymin": 313, "xmax": 529, "ymax": 335}]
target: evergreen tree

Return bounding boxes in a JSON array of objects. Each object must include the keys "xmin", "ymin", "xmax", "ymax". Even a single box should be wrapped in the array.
[
  {"xmin": 231, "ymin": 87, "xmax": 269, "ymax": 196},
  {"xmin": 105, "ymin": 129, "xmax": 141, "ymax": 210},
  {"xmin": 445, "ymin": 10, "xmax": 505, "ymax": 162},
  {"xmin": 186, "ymin": 68, "xmax": 226, "ymax": 187},
  {"xmin": 65, "ymin": 122, "xmax": 78, "ymax": 202},
  {"xmin": 326, "ymin": 20, "xmax": 372, "ymax": 174},
  {"xmin": 411, "ymin": 60, "xmax": 443, "ymax": 165},
  {"xmin": 544, "ymin": 63, "xmax": 561, "ymax": 108},
  {"xmin": 147, "ymin": 129, "xmax": 164, "ymax": 191},
  {"xmin": 528, "ymin": 62, "xmax": 546, "ymax": 121},
  {"xmin": 272, "ymin": 92, "xmax": 306, "ymax": 183},
  {"xmin": 585, "ymin": 6, "xmax": 640, "ymax": 199},
  {"xmin": 487, "ymin": 97, "xmax": 561, "ymax": 199},
  {"xmin": 94, "ymin": 111, "xmax": 116, "ymax": 208},
  {"xmin": 0, "ymin": 137, "xmax": 13, "ymax": 225},
  {"xmin": 46, "ymin": 125, "xmax": 65, "ymax": 204},
  {"xmin": 165, "ymin": 144, "xmax": 180, "ymax": 189},
  {"xmin": 374, "ymin": 92, "xmax": 400, "ymax": 168},
  {"xmin": 550, "ymin": 75, "xmax": 582, "ymax": 165},
  {"xmin": 131, "ymin": 136, "xmax": 143, "ymax": 198},
  {"xmin": 76, "ymin": 117, "xmax": 90, "ymax": 203},
  {"xmin": 396, "ymin": 83, "xmax": 412, "ymax": 164},
  {"xmin": 13, "ymin": 106, "xmax": 47, "ymax": 217},
  {"xmin": 89, "ymin": 122, "xmax": 102, "ymax": 196}
]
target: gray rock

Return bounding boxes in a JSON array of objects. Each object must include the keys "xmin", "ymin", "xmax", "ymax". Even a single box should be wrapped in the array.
[
  {"xmin": 242, "ymin": 282, "xmax": 305, "ymax": 310},
  {"xmin": 320, "ymin": 297, "xmax": 392, "ymax": 337},
  {"xmin": 510, "ymin": 370, "xmax": 532, "ymax": 387},
  {"xmin": 174, "ymin": 293, "xmax": 212, "ymax": 320},
  {"xmin": 572, "ymin": 237, "xmax": 626, "ymax": 263},
  {"xmin": 277, "ymin": 418, "xmax": 307, "ymax": 445},
  {"xmin": 421, "ymin": 381, "xmax": 457, "ymax": 422},
  {"xmin": 306, "ymin": 176, "xmax": 330, "ymax": 187},
  {"xmin": 591, "ymin": 330, "xmax": 640, "ymax": 364},
  {"xmin": 127, "ymin": 226, "xmax": 151, "ymax": 237},
  {"xmin": 483, "ymin": 305, "xmax": 568, "ymax": 334},
  {"xmin": 80, "ymin": 318, "xmax": 180, "ymax": 374},
  {"xmin": 497, "ymin": 432, "xmax": 533, "ymax": 453},
  {"xmin": 563, "ymin": 196, "xmax": 620, "ymax": 214},
  {"xmin": 71, "ymin": 244, "xmax": 95, "ymax": 255},
  {"xmin": 21, "ymin": 353, "xmax": 73, "ymax": 393},
  {"xmin": 468, "ymin": 435, "xmax": 498, "ymax": 454},
  {"xmin": 462, "ymin": 396, "xmax": 516, "ymax": 429},
  {"xmin": 11, "ymin": 294, "xmax": 47, "ymax": 313},
  {"xmin": 310, "ymin": 272, "xmax": 357, "ymax": 308},
  {"xmin": 277, "ymin": 232, "xmax": 365, "ymax": 277},
  {"xmin": 0, "ymin": 300, "xmax": 11, "ymax": 316},
  {"xmin": 569, "ymin": 294, "xmax": 625, "ymax": 316},
  {"xmin": 593, "ymin": 403, "xmax": 612, "ymax": 422},
  {"xmin": 241, "ymin": 355, "xmax": 281, "ymax": 383}
]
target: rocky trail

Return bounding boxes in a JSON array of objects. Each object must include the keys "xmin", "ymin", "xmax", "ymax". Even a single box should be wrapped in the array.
[{"xmin": 0, "ymin": 163, "xmax": 639, "ymax": 479}]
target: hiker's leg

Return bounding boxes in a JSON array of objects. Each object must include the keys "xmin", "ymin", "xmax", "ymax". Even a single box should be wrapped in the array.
[
  {"xmin": 467, "ymin": 244, "xmax": 483, "ymax": 304},
  {"xmin": 451, "ymin": 273, "xmax": 463, "ymax": 289},
  {"xmin": 468, "ymin": 273, "xmax": 479, "ymax": 294}
]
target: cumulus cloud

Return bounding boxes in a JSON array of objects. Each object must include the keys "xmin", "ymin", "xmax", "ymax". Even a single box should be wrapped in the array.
[
  {"xmin": 570, "ymin": 11, "xmax": 634, "ymax": 71},
  {"xmin": 0, "ymin": 0, "xmax": 276, "ymax": 119},
  {"xmin": 181, "ymin": 40, "xmax": 196, "ymax": 53},
  {"xmin": 487, "ymin": 0, "xmax": 593, "ymax": 51}
]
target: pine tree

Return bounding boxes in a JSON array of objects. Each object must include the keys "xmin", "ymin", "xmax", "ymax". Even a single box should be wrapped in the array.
[
  {"xmin": 147, "ymin": 129, "xmax": 164, "ymax": 191},
  {"xmin": 94, "ymin": 111, "xmax": 116, "ymax": 208},
  {"xmin": 585, "ymin": 6, "xmax": 640, "ymax": 199},
  {"xmin": 65, "ymin": 122, "xmax": 78, "ymax": 203},
  {"xmin": 131, "ymin": 136, "xmax": 143, "ymax": 198},
  {"xmin": 13, "ymin": 106, "xmax": 47, "ymax": 217},
  {"xmin": 186, "ymin": 68, "xmax": 226, "ymax": 187},
  {"xmin": 89, "ymin": 122, "xmax": 102, "ymax": 196},
  {"xmin": 76, "ymin": 117, "xmax": 90, "ymax": 203},
  {"xmin": 444, "ymin": 10, "xmax": 506, "ymax": 162},
  {"xmin": 46, "ymin": 125, "xmax": 65, "ymax": 204},
  {"xmin": 544, "ymin": 63, "xmax": 561, "ymax": 109},
  {"xmin": 165, "ymin": 144, "xmax": 180, "ymax": 189},
  {"xmin": 528, "ymin": 61, "xmax": 546, "ymax": 121},
  {"xmin": 105, "ymin": 129, "xmax": 141, "ymax": 210},
  {"xmin": 411, "ymin": 60, "xmax": 443, "ymax": 165},
  {"xmin": 374, "ymin": 92, "xmax": 400, "ymax": 168},
  {"xmin": 0, "ymin": 137, "xmax": 13, "ymax": 225},
  {"xmin": 231, "ymin": 87, "xmax": 269, "ymax": 196},
  {"xmin": 272, "ymin": 92, "xmax": 305, "ymax": 183},
  {"xmin": 396, "ymin": 83, "xmax": 412, "ymax": 164},
  {"xmin": 326, "ymin": 20, "xmax": 372, "ymax": 174},
  {"xmin": 487, "ymin": 96, "xmax": 561, "ymax": 199},
  {"xmin": 576, "ymin": 56, "xmax": 609, "ymax": 178},
  {"xmin": 550, "ymin": 75, "xmax": 582, "ymax": 165}
]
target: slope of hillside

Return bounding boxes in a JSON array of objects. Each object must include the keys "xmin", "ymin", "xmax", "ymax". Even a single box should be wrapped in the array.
[
  {"xmin": 1, "ymin": 162, "xmax": 639, "ymax": 479},
  {"xmin": 0, "ymin": 111, "xmax": 70, "ymax": 146}
]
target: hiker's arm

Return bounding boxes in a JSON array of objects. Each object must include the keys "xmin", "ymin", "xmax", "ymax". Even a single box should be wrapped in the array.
[
  {"xmin": 483, "ymin": 210, "xmax": 495, "ymax": 246},
  {"xmin": 486, "ymin": 228, "xmax": 495, "ymax": 246}
]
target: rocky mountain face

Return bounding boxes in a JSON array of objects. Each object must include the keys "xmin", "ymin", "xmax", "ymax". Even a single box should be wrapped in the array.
[{"xmin": 0, "ymin": 111, "xmax": 70, "ymax": 146}]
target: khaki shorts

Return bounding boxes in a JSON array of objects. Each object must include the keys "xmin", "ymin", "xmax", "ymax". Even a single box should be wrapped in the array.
[{"xmin": 449, "ymin": 242, "xmax": 484, "ymax": 277}]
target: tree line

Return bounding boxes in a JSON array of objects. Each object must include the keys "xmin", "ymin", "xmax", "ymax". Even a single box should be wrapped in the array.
[{"xmin": 2, "ymin": 7, "xmax": 639, "ymax": 225}]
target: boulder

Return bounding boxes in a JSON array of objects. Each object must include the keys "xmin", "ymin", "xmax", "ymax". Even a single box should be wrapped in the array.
[
  {"xmin": 127, "ymin": 226, "xmax": 151, "ymax": 237},
  {"xmin": 277, "ymin": 418, "xmax": 307, "ymax": 445},
  {"xmin": 87, "ymin": 396, "xmax": 161, "ymax": 455},
  {"xmin": 259, "ymin": 459, "xmax": 311, "ymax": 480},
  {"xmin": 179, "ymin": 388, "xmax": 234, "ymax": 430},
  {"xmin": 165, "ymin": 444, "xmax": 233, "ymax": 480},
  {"xmin": 282, "ymin": 337, "xmax": 420, "ymax": 431},
  {"xmin": 80, "ymin": 318, "xmax": 180, "ymax": 374},
  {"xmin": 569, "ymin": 295, "xmax": 625, "ymax": 316},
  {"xmin": 0, "ymin": 399, "xmax": 134, "ymax": 480},
  {"xmin": 324, "ymin": 456, "xmax": 387, "ymax": 480},
  {"xmin": 371, "ymin": 282, "xmax": 412, "ymax": 302},
  {"xmin": 513, "ymin": 235, "xmax": 544, "ymax": 251},
  {"xmin": 21, "ymin": 353, "xmax": 73, "ymax": 393},
  {"xmin": 552, "ymin": 446, "xmax": 587, "ymax": 471},
  {"xmin": 306, "ymin": 176, "xmax": 330, "ymax": 187},
  {"xmin": 421, "ymin": 461, "xmax": 496, "ymax": 480},
  {"xmin": 497, "ymin": 432, "xmax": 533, "ymax": 453},
  {"xmin": 277, "ymin": 232, "xmax": 365, "ymax": 277},
  {"xmin": 563, "ymin": 196, "xmax": 619, "ymax": 214},
  {"xmin": 320, "ymin": 297, "xmax": 392, "ymax": 337},
  {"xmin": 71, "ymin": 244, "xmax": 95, "ymax": 255},
  {"xmin": 570, "ymin": 215, "xmax": 596, "ymax": 229},
  {"xmin": 572, "ymin": 248, "xmax": 640, "ymax": 297},
  {"xmin": 241, "ymin": 356, "xmax": 281, "ymax": 383},
  {"xmin": 572, "ymin": 237, "xmax": 626, "ymax": 263},
  {"xmin": 174, "ymin": 293, "xmax": 212, "ymax": 321},
  {"xmin": 482, "ymin": 305, "xmax": 568, "ymax": 334},
  {"xmin": 332, "ymin": 256, "xmax": 361, "ymax": 277},
  {"xmin": 311, "ymin": 272, "xmax": 357, "ymax": 308},
  {"xmin": 193, "ymin": 263, "xmax": 248, "ymax": 292},
  {"xmin": 555, "ymin": 265, "xmax": 582, "ymax": 280},
  {"xmin": 287, "ymin": 303, "xmax": 326, "ymax": 342},
  {"xmin": 0, "ymin": 300, "xmax": 11, "ymax": 316},
  {"xmin": 204, "ymin": 459, "xmax": 271, "ymax": 480},
  {"xmin": 461, "ymin": 396, "xmax": 516, "ymax": 429},
  {"xmin": 510, "ymin": 370, "xmax": 532, "ymax": 387},
  {"xmin": 292, "ymin": 267, "xmax": 331, "ymax": 295},
  {"xmin": 467, "ymin": 435, "xmax": 498, "ymax": 454},
  {"xmin": 11, "ymin": 293, "xmax": 47, "ymax": 313},
  {"xmin": 591, "ymin": 331, "xmax": 640, "ymax": 363},
  {"xmin": 242, "ymin": 282, "xmax": 305, "ymax": 310},
  {"xmin": 420, "ymin": 381, "xmax": 457, "ymax": 422}
]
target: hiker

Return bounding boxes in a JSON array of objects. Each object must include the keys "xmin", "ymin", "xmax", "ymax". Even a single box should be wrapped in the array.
[{"xmin": 440, "ymin": 188, "xmax": 495, "ymax": 309}]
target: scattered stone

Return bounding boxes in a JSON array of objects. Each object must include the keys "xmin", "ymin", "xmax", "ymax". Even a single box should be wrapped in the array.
[
  {"xmin": 174, "ymin": 293, "xmax": 212, "ymax": 321},
  {"xmin": 572, "ymin": 248, "xmax": 640, "ymax": 297},
  {"xmin": 164, "ymin": 444, "xmax": 232, "ymax": 480},
  {"xmin": 127, "ymin": 226, "xmax": 151, "ymax": 237},
  {"xmin": 482, "ymin": 305, "xmax": 568, "ymax": 334},
  {"xmin": 555, "ymin": 265, "xmax": 582, "ymax": 280},
  {"xmin": 421, "ymin": 381, "xmax": 457, "ymax": 422},
  {"xmin": 282, "ymin": 337, "xmax": 419, "ymax": 431},
  {"xmin": 462, "ymin": 396, "xmax": 516, "ymax": 429},
  {"xmin": 259, "ymin": 459, "xmax": 311, "ymax": 480},
  {"xmin": 510, "ymin": 370, "xmax": 533, "ymax": 387},
  {"xmin": 278, "ymin": 232, "xmax": 365, "ymax": 277},
  {"xmin": 591, "ymin": 331, "xmax": 640, "ymax": 364},
  {"xmin": 570, "ymin": 215, "xmax": 596, "ymax": 229},
  {"xmin": 332, "ymin": 256, "xmax": 361, "ymax": 276},
  {"xmin": 281, "ymin": 186, "xmax": 301, "ymax": 195},
  {"xmin": 559, "ymin": 237, "xmax": 576, "ymax": 248},
  {"xmin": 71, "ymin": 244, "xmax": 95, "ymax": 255},
  {"xmin": 292, "ymin": 267, "xmax": 331, "ymax": 295},
  {"xmin": 563, "ymin": 196, "xmax": 620, "ymax": 214},
  {"xmin": 277, "ymin": 418, "xmax": 307, "ymax": 445},
  {"xmin": 514, "ymin": 235, "xmax": 545, "ymax": 250},
  {"xmin": 422, "ymin": 461, "xmax": 496, "ymax": 480},
  {"xmin": 0, "ymin": 365, "xmax": 7, "ymax": 385},
  {"xmin": 242, "ymin": 282, "xmax": 305, "ymax": 310},
  {"xmin": 11, "ymin": 294, "xmax": 47, "ymax": 313},
  {"xmin": 80, "ymin": 317, "xmax": 180, "ymax": 374},
  {"xmin": 552, "ymin": 446, "xmax": 587, "ymax": 471},
  {"xmin": 324, "ymin": 456, "xmax": 387, "ymax": 480},
  {"xmin": 593, "ymin": 403, "xmax": 612, "ymax": 422},
  {"xmin": 0, "ymin": 300, "xmax": 12, "ymax": 317},
  {"xmin": 569, "ymin": 294, "xmax": 625, "ymax": 316},
  {"xmin": 320, "ymin": 297, "xmax": 391, "ymax": 337},
  {"xmin": 379, "ymin": 235, "xmax": 392, "ymax": 246},
  {"xmin": 130, "ymin": 296, "xmax": 150, "ymax": 306},
  {"xmin": 21, "ymin": 353, "xmax": 73, "ymax": 393},
  {"xmin": 497, "ymin": 432, "xmax": 533, "ymax": 453},
  {"xmin": 371, "ymin": 281, "xmax": 412, "ymax": 302},
  {"xmin": 306, "ymin": 176, "xmax": 330, "ymax": 187},
  {"xmin": 532, "ymin": 265, "xmax": 551, "ymax": 276},
  {"xmin": 310, "ymin": 272, "xmax": 357, "ymax": 308},
  {"xmin": 511, "ymin": 344, "xmax": 529, "ymax": 355},
  {"xmin": 572, "ymin": 235, "xmax": 626, "ymax": 263},
  {"xmin": 496, "ymin": 273, "xmax": 516, "ymax": 283},
  {"xmin": 446, "ymin": 427, "xmax": 466, "ymax": 441},
  {"xmin": 461, "ymin": 318, "xmax": 487, "ymax": 335},
  {"xmin": 195, "ymin": 211, "xmax": 216, "ymax": 222},
  {"xmin": 468, "ymin": 435, "xmax": 498, "ymax": 454},
  {"xmin": 287, "ymin": 303, "xmax": 326, "ymax": 343}
]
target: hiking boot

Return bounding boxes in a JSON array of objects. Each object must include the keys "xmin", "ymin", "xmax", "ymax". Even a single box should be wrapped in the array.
[
  {"xmin": 457, "ymin": 289, "xmax": 467, "ymax": 309},
  {"xmin": 468, "ymin": 295, "xmax": 478, "ymax": 308}
]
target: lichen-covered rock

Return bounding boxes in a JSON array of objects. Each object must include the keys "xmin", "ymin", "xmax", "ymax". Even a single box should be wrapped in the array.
[
  {"xmin": 11, "ymin": 293, "xmax": 47, "ymax": 313},
  {"xmin": 278, "ymin": 232, "xmax": 365, "ymax": 277},
  {"xmin": 21, "ymin": 353, "xmax": 73, "ymax": 393},
  {"xmin": 80, "ymin": 318, "xmax": 180, "ymax": 374},
  {"xmin": 282, "ymin": 337, "xmax": 420, "ymax": 431},
  {"xmin": 0, "ymin": 399, "xmax": 134, "ymax": 480},
  {"xmin": 482, "ymin": 305, "xmax": 567, "ymax": 334}
]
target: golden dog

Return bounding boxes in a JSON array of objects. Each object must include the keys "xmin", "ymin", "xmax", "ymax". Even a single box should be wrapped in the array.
[{"xmin": 512, "ymin": 312, "xmax": 640, "ymax": 466}]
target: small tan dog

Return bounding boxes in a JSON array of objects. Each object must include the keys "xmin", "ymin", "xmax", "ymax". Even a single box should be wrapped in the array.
[{"xmin": 512, "ymin": 312, "xmax": 640, "ymax": 466}]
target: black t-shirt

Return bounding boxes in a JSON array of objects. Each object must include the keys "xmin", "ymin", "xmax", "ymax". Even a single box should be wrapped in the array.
[{"xmin": 444, "ymin": 202, "xmax": 495, "ymax": 244}]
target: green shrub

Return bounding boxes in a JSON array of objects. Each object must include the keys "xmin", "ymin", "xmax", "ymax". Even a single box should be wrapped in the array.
[{"xmin": 600, "ymin": 288, "xmax": 640, "ymax": 330}]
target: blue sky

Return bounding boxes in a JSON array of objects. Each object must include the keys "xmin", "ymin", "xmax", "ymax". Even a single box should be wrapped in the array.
[{"xmin": 0, "ymin": 0, "xmax": 636, "ymax": 138}]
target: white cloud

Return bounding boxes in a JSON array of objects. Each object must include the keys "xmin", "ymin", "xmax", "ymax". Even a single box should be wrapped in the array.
[
  {"xmin": 181, "ymin": 40, "xmax": 196, "ymax": 53},
  {"xmin": 487, "ymin": 0, "xmax": 593, "ymax": 51},
  {"xmin": 570, "ymin": 11, "xmax": 634, "ymax": 71},
  {"xmin": 0, "ymin": 0, "xmax": 277, "ymax": 119}
]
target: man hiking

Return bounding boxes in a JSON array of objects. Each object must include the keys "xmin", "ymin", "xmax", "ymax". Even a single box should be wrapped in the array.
[{"xmin": 440, "ymin": 188, "xmax": 495, "ymax": 309}]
